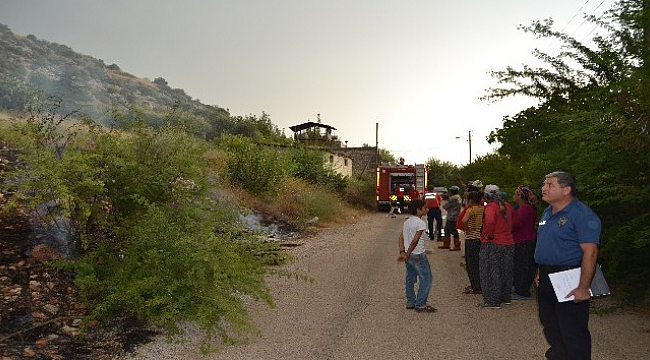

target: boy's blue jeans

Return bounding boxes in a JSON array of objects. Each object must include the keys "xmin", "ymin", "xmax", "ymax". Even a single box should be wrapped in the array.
[{"xmin": 405, "ymin": 252, "xmax": 432, "ymax": 308}]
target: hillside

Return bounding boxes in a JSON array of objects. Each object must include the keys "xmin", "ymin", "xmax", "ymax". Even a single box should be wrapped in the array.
[{"xmin": 0, "ymin": 23, "xmax": 288, "ymax": 143}]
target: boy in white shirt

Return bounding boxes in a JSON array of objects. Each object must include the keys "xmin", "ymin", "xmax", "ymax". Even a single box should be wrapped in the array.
[{"xmin": 398, "ymin": 199, "xmax": 437, "ymax": 313}]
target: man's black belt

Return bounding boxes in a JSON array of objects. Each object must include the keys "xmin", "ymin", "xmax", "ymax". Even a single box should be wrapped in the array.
[{"xmin": 538, "ymin": 265, "xmax": 580, "ymax": 274}]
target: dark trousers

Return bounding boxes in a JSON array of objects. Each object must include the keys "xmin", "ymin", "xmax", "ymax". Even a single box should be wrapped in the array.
[
  {"xmin": 465, "ymin": 239, "xmax": 481, "ymax": 291},
  {"xmin": 397, "ymin": 196, "xmax": 404, "ymax": 213},
  {"xmin": 444, "ymin": 219, "xmax": 458, "ymax": 238},
  {"xmin": 426, "ymin": 208, "xmax": 442, "ymax": 239},
  {"xmin": 538, "ymin": 268, "xmax": 591, "ymax": 360},
  {"xmin": 513, "ymin": 241, "xmax": 536, "ymax": 297},
  {"xmin": 479, "ymin": 242, "xmax": 514, "ymax": 305}
]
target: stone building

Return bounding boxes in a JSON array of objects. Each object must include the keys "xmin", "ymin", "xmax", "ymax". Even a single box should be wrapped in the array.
[{"xmin": 289, "ymin": 120, "xmax": 377, "ymax": 178}]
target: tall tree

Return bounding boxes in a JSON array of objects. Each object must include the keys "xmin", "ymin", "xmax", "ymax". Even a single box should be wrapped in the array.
[{"xmin": 484, "ymin": 0, "xmax": 650, "ymax": 299}]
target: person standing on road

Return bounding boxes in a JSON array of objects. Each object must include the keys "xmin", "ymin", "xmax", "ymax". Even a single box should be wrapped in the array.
[
  {"xmin": 479, "ymin": 184, "xmax": 515, "ymax": 309},
  {"xmin": 424, "ymin": 185, "xmax": 443, "ymax": 240},
  {"xmin": 441, "ymin": 186, "xmax": 462, "ymax": 251},
  {"xmin": 409, "ymin": 185, "xmax": 421, "ymax": 201},
  {"xmin": 395, "ymin": 184, "xmax": 405, "ymax": 214},
  {"xmin": 512, "ymin": 185, "xmax": 538, "ymax": 300},
  {"xmin": 535, "ymin": 171, "xmax": 601, "ymax": 360},
  {"xmin": 461, "ymin": 190, "xmax": 484, "ymax": 295},
  {"xmin": 397, "ymin": 199, "xmax": 437, "ymax": 313}
]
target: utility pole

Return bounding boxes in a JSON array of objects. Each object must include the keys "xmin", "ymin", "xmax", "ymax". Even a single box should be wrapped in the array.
[
  {"xmin": 375, "ymin": 122, "xmax": 379, "ymax": 169},
  {"xmin": 468, "ymin": 130, "xmax": 472, "ymax": 164}
]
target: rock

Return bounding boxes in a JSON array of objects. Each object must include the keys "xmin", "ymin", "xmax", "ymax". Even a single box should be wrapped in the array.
[
  {"xmin": 23, "ymin": 347, "xmax": 36, "ymax": 357},
  {"xmin": 29, "ymin": 280, "xmax": 41, "ymax": 291},
  {"xmin": 43, "ymin": 304, "xmax": 59, "ymax": 315},
  {"xmin": 72, "ymin": 318, "xmax": 82, "ymax": 327},
  {"xmin": 35, "ymin": 337, "xmax": 48, "ymax": 349},
  {"xmin": 61, "ymin": 324, "xmax": 79, "ymax": 337},
  {"xmin": 32, "ymin": 311, "xmax": 48, "ymax": 321}
]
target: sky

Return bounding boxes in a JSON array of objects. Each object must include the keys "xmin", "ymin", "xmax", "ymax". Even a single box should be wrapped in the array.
[{"xmin": 0, "ymin": 0, "xmax": 616, "ymax": 165}]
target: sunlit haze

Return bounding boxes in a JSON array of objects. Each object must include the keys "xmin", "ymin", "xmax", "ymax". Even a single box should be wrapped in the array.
[{"xmin": 0, "ymin": 0, "xmax": 615, "ymax": 165}]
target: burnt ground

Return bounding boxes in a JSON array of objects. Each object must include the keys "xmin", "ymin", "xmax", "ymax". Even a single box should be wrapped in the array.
[
  {"xmin": 0, "ymin": 210, "xmax": 160, "ymax": 359},
  {"xmin": 0, "ymin": 140, "xmax": 158, "ymax": 359}
]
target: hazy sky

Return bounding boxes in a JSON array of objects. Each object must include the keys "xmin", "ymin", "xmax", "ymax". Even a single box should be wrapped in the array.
[{"xmin": 0, "ymin": 0, "xmax": 615, "ymax": 165}]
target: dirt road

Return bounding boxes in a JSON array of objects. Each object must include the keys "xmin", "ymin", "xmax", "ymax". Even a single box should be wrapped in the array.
[{"xmin": 125, "ymin": 213, "xmax": 650, "ymax": 360}]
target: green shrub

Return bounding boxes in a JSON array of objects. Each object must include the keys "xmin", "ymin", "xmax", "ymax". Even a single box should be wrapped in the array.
[
  {"xmin": 289, "ymin": 145, "xmax": 349, "ymax": 193},
  {"xmin": 70, "ymin": 201, "xmax": 274, "ymax": 349},
  {"xmin": 2, "ymin": 109, "xmax": 288, "ymax": 350},
  {"xmin": 343, "ymin": 175, "xmax": 376, "ymax": 210},
  {"xmin": 217, "ymin": 134, "xmax": 294, "ymax": 195}
]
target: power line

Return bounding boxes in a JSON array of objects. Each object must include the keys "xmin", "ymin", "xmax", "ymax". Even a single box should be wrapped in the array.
[
  {"xmin": 569, "ymin": 0, "xmax": 607, "ymax": 39},
  {"xmin": 560, "ymin": 0, "xmax": 592, "ymax": 34},
  {"xmin": 543, "ymin": 0, "xmax": 612, "ymax": 54}
]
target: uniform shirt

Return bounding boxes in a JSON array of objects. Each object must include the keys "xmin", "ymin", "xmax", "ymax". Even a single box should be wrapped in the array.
[
  {"xmin": 403, "ymin": 216, "xmax": 427, "ymax": 255},
  {"xmin": 424, "ymin": 191, "xmax": 441, "ymax": 209},
  {"xmin": 534, "ymin": 198, "xmax": 601, "ymax": 266}
]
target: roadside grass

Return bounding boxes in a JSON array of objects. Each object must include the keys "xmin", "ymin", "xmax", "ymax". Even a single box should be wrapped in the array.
[{"xmin": 229, "ymin": 176, "xmax": 366, "ymax": 230}]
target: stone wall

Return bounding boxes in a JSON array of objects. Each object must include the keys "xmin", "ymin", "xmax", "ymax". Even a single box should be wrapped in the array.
[{"xmin": 332, "ymin": 147, "xmax": 377, "ymax": 178}]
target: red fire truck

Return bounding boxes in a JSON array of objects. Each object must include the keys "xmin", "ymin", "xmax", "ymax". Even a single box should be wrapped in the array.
[{"xmin": 376, "ymin": 163, "xmax": 428, "ymax": 212}]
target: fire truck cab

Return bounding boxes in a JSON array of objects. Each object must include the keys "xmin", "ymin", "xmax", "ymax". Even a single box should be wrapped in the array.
[{"xmin": 376, "ymin": 163, "xmax": 428, "ymax": 212}]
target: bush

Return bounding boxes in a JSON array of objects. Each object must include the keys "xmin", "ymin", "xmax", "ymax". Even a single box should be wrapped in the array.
[
  {"xmin": 2, "ymin": 109, "xmax": 287, "ymax": 350},
  {"xmin": 217, "ymin": 134, "xmax": 294, "ymax": 195},
  {"xmin": 273, "ymin": 177, "xmax": 345, "ymax": 227},
  {"xmin": 343, "ymin": 175, "xmax": 377, "ymax": 210}
]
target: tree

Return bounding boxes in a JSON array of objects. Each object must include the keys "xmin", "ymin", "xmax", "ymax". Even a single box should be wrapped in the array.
[
  {"xmin": 378, "ymin": 147, "xmax": 396, "ymax": 164},
  {"xmin": 484, "ymin": 0, "xmax": 650, "ymax": 300},
  {"xmin": 425, "ymin": 158, "xmax": 459, "ymax": 188},
  {"xmin": 153, "ymin": 77, "xmax": 168, "ymax": 87}
]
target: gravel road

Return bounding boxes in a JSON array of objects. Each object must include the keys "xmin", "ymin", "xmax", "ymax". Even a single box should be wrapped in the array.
[{"xmin": 123, "ymin": 212, "xmax": 650, "ymax": 360}]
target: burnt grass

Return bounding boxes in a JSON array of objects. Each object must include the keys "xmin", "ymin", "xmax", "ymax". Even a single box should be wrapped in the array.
[{"xmin": 0, "ymin": 211, "xmax": 160, "ymax": 359}]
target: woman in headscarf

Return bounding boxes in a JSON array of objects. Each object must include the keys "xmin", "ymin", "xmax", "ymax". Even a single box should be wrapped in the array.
[
  {"xmin": 479, "ymin": 184, "xmax": 515, "ymax": 308},
  {"xmin": 512, "ymin": 185, "xmax": 538, "ymax": 300}
]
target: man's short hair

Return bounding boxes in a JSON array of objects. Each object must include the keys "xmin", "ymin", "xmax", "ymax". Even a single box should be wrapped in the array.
[{"xmin": 545, "ymin": 171, "xmax": 577, "ymax": 196}]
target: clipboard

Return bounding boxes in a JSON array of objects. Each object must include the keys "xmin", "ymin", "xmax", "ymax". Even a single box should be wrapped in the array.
[{"xmin": 548, "ymin": 264, "xmax": 610, "ymax": 302}]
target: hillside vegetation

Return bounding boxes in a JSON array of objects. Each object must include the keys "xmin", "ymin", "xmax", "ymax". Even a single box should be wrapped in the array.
[{"xmin": 0, "ymin": 23, "xmax": 377, "ymax": 352}]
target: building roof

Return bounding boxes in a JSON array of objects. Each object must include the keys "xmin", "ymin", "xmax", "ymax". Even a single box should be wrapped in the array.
[{"xmin": 289, "ymin": 121, "xmax": 337, "ymax": 132}]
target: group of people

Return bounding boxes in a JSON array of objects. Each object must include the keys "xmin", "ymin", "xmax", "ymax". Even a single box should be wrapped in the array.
[
  {"xmin": 390, "ymin": 184, "xmax": 421, "ymax": 216},
  {"xmin": 396, "ymin": 171, "xmax": 602, "ymax": 360}
]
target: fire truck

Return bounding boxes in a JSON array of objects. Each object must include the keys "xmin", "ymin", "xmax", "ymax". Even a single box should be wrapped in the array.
[{"xmin": 376, "ymin": 163, "xmax": 428, "ymax": 212}]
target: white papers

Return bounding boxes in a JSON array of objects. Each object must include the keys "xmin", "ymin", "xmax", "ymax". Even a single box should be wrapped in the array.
[{"xmin": 548, "ymin": 268, "xmax": 593, "ymax": 302}]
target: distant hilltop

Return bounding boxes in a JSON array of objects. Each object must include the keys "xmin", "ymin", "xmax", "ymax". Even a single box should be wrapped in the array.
[{"xmin": 0, "ymin": 23, "xmax": 289, "ymax": 144}]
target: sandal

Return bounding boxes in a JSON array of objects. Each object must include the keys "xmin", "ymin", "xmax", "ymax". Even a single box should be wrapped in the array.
[
  {"xmin": 462, "ymin": 287, "xmax": 481, "ymax": 294},
  {"xmin": 415, "ymin": 305, "xmax": 437, "ymax": 313}
]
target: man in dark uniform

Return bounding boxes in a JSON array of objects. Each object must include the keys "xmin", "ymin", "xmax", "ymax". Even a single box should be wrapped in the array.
[{"xmin": 534, "ymin": 171, "xmax": 601, "ymax": 360}]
